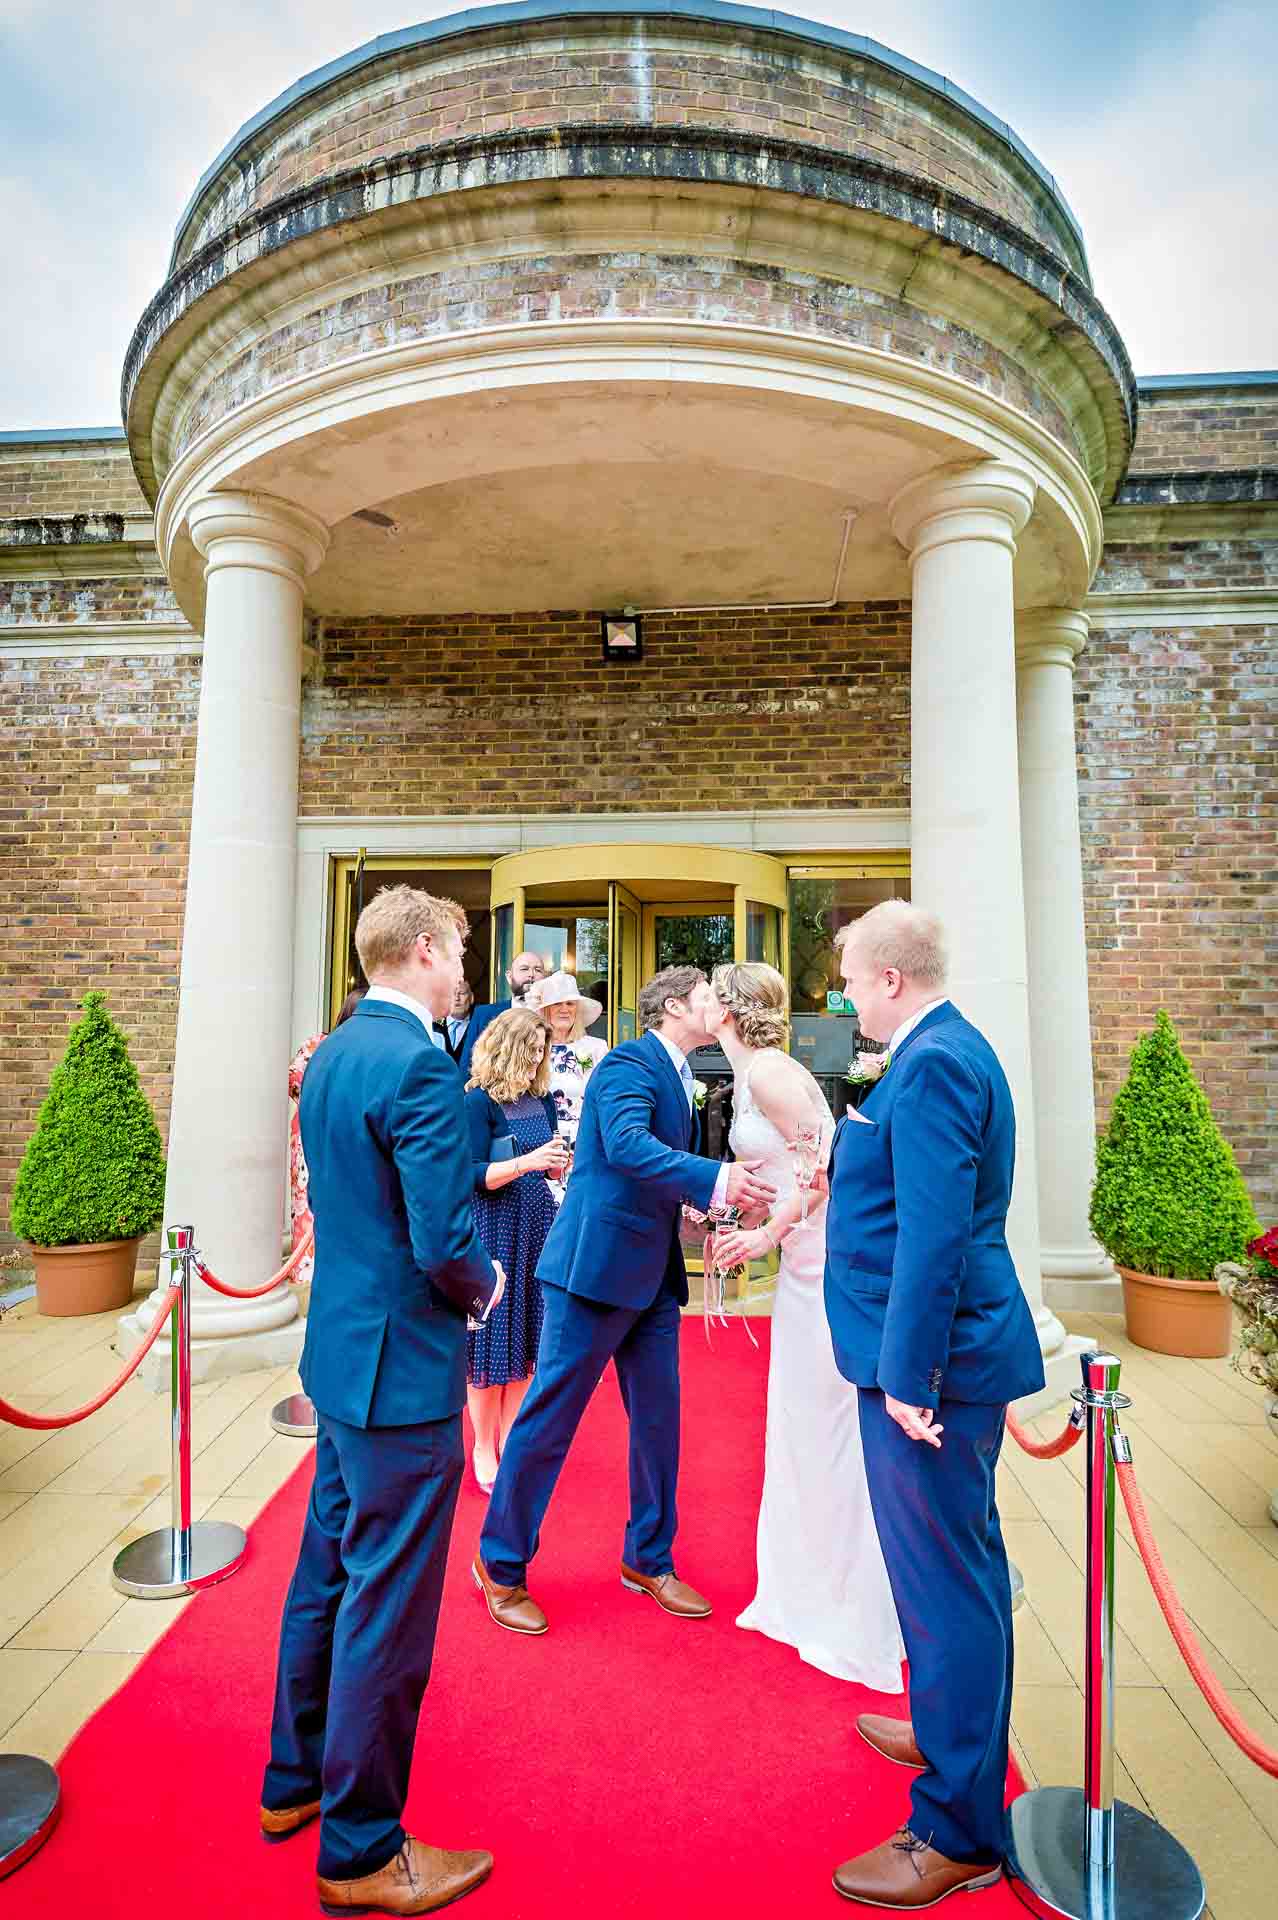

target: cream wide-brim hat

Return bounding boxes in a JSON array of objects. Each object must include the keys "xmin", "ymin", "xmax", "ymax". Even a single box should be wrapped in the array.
[{"xmin": 525, "ymin": 969, "xmax": 603, "ymax": 1027}]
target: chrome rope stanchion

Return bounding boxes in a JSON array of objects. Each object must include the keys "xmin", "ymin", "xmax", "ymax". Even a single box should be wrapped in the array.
[
  {"xmin": 1004, "ymin": 1350, "xmax": 1205, "ymax": 1919},
  {"xmin": 111, "ymin": 1226, "xmax": 248, "ymax": 1598},
  {"xmin": 0, "ymin": 1754, "xmax": 60, "ymax": 1879},
  {"xmin": 270, "ymin": 1391, "xmax": 317, "ymax": 1438}
]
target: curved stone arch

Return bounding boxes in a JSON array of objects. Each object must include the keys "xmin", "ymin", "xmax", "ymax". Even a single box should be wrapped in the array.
[
  {"xmin": 125, "ymin": 135, "xmax": 1133, "ymax": 505},
  {"xmin": 156, "ymin": 317, "xmax": 1102, "ymax": 625}
]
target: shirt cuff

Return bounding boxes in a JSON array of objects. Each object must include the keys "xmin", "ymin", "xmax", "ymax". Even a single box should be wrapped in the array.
[{"xmin": 710, "ymin": 1163, "xmax": 730, "ymax": 1210}]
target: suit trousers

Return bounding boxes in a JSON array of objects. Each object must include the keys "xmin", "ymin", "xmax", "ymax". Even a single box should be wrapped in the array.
[
  {"xmin": 262, "ymin": 1410, "xmax": 464, "ymax": 1879},
  {"xmin": 857, "ymin": 1390, "xmax": 1012, "ymax": 1864},
  {"xmin": 480, "ymin": 1279, "xmax": 682, "ymax": 1588}
]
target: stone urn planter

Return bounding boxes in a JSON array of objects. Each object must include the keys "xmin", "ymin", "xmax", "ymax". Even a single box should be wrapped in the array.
[
  {"xmin": 1117, "ymin": 1265, "xmax": 1234, "ymax": 1358},
  {"xmin": 29, "ymin": 1238, "xmax": 142, "ymax": 1318}
]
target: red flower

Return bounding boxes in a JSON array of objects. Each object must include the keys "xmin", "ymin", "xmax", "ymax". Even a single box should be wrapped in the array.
[{"xmin": 1246, "ymin": 1224, "xmax": 1278, "ymax": 1266}]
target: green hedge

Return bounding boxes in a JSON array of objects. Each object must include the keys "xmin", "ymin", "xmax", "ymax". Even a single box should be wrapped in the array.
[
  {"xmin": 1090, "ymin": 1009, "xmax": 1258, "ymax": 1280},
  {"xmin": 10, "ymin": 993, "xmax": 166, "ymax": 1248}
]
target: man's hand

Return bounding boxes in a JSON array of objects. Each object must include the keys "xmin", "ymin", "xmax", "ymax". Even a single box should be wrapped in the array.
[
  {"xmin": 724, "ymin": 1161, "xmax": 777, "ymax": 1215},
  {"xmin": 885, "ymin": 1393, "xmax": 943, "ymax": 1448},
  {"xmin": 470, "ymin": 1260, "xmax": 506, "ymax": 1329}
]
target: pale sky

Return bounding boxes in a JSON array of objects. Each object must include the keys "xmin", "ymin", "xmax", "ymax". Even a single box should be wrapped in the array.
[{"xmin": 1, "ymin": 0, "xmax": 1275, "ymax": 429}]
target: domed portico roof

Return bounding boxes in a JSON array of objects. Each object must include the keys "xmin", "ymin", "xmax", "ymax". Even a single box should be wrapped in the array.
[{"xmin": 170, "ymin": 1, "xmax": 1088, "ymax": 278}]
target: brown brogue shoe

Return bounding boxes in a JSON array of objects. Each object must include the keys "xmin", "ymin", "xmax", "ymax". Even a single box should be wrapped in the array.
[
  {"xmin": 317, "ymin": 1834, "xmax": 492, "ymax": 1915},
  {"xmin": 471, "ymin": 1554, "xmax": 548, "ymax": 1634},
  {"xmin": 857, "ymin": 1713, "xmax": 927, "ymax": 1770},
  {"xmin": 260, "ymin": 1796, "xmax": 321, "ymax": 1843},
  {"xmin": 620, "ymin": 1562, "xmax": 712, "ymax": 1618},
  {"xmin": 833, "ymin": 1827, "xmax": 1001, "ymax": 1909}
]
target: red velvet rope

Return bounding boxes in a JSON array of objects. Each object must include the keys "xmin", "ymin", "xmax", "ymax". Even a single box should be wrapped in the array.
[
  {"xmin": 0, "ymin": 1286, "xmax": 178, "ymax": 1430},
  {"xmin": 1005, "ymin": 1407, "xmax": 1086, "ymax": 1460},
  {"xmin": 194, "ymin": 1227, "xmax": 314, "ymax": 1301},
  {"xmin": 1117, "ymin": 1458, "xmax": 1278, "ymax": 1776}
]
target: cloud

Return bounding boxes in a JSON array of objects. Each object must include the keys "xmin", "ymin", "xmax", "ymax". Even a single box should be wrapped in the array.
[{"xmin": 0, "ymin": 1, "xmax": 1274, "ymax": 429}]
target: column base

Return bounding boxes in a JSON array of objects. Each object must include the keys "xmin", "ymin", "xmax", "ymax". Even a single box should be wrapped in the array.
[
  {"xmin": 1042, "ymin": 1241, "xmax": 1123, "ymax": 1314},
  {"xmin": 116, "ymin": 1291, "xmax": 304, "ymax": 1391}
]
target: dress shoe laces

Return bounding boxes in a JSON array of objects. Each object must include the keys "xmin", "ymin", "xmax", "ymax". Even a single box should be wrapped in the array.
[
  {"xmin": 395, "ymin": 1841, "xmax": 421, "ymax": 1893},
  {"xmin": 890, "ymin": 1828, "xmax": 934, "ymax": 1879}
]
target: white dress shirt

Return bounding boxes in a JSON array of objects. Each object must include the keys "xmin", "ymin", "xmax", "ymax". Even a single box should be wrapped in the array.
[
  {"xmin": 651, "ymin": 1029, "xmax": 730, "ymax": 1209},
  {"xmin": 887, "ymin": 996, "xmax": 948, "ymax": 1058},
  {"xmin": 365, "ymin": 983, "xmax": 436, "ymax": 1036}
]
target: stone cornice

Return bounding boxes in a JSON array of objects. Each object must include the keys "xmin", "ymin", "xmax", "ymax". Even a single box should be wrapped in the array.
[
  {"xmin": 123, "ymin": 124, "xmax": 1134, "ymax": 502},
  {"xmin": 1115, "ymin": 468, "xmax": 1278, "ymax": 507},
  {"xmin": 0, "ymin": 620, "xmax": 200, "ymax": 657},
  {"xmin": 1085, "ymin": 587, "xmax": 1278, "ymax": 628},
  {"xmin": 0, "ymin": 513, "xmax": 156, "ymax": 551}
]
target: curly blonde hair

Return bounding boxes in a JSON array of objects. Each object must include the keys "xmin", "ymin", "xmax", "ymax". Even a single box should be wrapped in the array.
[
  {"xmin": 710, "ymin": 962, "xmax": 789, "ymax": 1050},
  {"xmin": 467, "ymin": 1007, "xmax": 551, "ymax": 1103}
]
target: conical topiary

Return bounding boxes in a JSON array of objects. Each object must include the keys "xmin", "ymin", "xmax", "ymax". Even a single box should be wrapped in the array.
[
  {"xmin": 1090, "ymin": 1009, "xmax": 1259, "ymax": 1280},
  {"xmin": 10, "ymin": 992, "xmax": 167, "ymax": 1248}
]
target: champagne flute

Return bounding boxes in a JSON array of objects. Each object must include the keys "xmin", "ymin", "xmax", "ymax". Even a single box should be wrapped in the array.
[
  {"xmin": 791, "ymin": 1119, "xmax": 822, "ymax": 1223},
  {"xmin": 555, "ymin": 1117, "xmax": 575, "ymax": 1184}
]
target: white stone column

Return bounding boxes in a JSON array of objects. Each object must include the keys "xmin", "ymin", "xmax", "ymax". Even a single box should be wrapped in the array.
[
  {"xmin": 1016, "ymin": 608, "xmax": 1119, "ymax": 1310},
  {"xmin": 118, "ymin": 492, "xmax": 328, "ymax": 1385},
  {"xmin": 891, "ymin": 461, "xmax": 1079, "ymax": 1406}
]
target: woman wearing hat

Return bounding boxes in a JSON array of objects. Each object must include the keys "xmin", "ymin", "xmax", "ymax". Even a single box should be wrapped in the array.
[{"xmin": 525, "ymin": 970, "xmax": 608, "ymax": 1194}]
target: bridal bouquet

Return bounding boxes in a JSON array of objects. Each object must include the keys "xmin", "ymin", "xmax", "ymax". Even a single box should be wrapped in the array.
[{"xmin": 682, "ymin": 1201, "xmax": 760, "ymax": 1349}]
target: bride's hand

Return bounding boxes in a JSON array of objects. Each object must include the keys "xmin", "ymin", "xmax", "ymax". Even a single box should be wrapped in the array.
[{"xmin": 714, "ymin": 1226, "xmax": 771, "ymax": 1268}]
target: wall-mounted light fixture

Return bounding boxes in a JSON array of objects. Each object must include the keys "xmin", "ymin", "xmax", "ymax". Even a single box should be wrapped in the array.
[{"xmin": 600, "ymin": 612, "xmax": 643, "ymax": 662}]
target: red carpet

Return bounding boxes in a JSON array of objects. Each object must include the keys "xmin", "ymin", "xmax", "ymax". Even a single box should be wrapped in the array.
[{"xmin": 21, "ymin": 1324, "xmax": 1026, "ymax": 1917}]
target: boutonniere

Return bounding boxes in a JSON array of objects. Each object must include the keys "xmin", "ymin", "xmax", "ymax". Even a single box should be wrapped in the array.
[
  {"xmin": 845, "ymin": 1050, "xmax": 891, "ymax": 1087},
  {"xmin": 574, "ymin": 1045, "xmax": 595, "ymax": 1074},
  {"xmin": 691, "ymin": 1078, "xmax": 708, "ymax": 1110}
]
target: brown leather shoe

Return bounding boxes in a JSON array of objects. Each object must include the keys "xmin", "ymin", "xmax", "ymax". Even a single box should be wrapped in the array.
[
  {"xmin": 471, "ymin": 1554, "xmax": 548, "ymax": 1634},
  {"xmin": 260, "ymin": 1796, "xmax": 321, "ymax": 1843},
  {"xmin": 833, "ymin": 1828, "xmax": 1001, "ymax": 1908},
  {"xmin": 857, "ymin": 1713, "xmax": 927, "ymax": 1769},
  {"xmin": 620, "ymin": 1562, "xmax": 712, "ymax": 1617},
  {"xmin": 317, "ymin": 1834, "xmax": 492, "ymax": 1915}
]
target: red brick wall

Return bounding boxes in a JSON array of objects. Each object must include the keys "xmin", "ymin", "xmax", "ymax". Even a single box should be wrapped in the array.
[
  {"xmin": 1076, "ymin": 618, "xmax": 1277, "ymax": 1218},
  {"xmin": 0, "ymin": 443, "xmax": 149, "ymax": 521},
  {"xmin": 1127, "ymin": 385, "xmax": 1278, "ymax": 475},
  {"xmin": 0, "ymin": 629, "xmax": 198, "ymax": 1256},
  {"xmin": 179, "ymin": 24, "xmax": 1077, "ymax": 271},
  {"xmin": 300, "ymin": 604, "xmax": 912, "ymax": 814}
]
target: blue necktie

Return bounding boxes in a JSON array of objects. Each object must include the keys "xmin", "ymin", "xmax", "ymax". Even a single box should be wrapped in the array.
[{"xmin": 678, "ymin": 1057, "xmax": 694, "ymax": 1110}]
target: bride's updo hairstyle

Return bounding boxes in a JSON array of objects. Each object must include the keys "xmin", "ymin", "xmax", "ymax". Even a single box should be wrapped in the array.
[{"xmin": 710, "ymin": 962, "xmax": 789, "ymax": 1050}]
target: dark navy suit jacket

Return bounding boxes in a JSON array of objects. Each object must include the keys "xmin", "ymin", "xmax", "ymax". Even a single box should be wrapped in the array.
[
  {"xmin": 298, "ymin": 998, "xmax": 498, "ymax": 1428},
  {"xmin": 457, "ymin": 998, "xmax": 509, "ymax": 1078},
  {"xmin": 536, "ymin": 1029, "xmax": 720, "ymax": 1309},
  {"xmin": 824, "ymin": 1000, "xmax": 1044, "ymax": 1409}
]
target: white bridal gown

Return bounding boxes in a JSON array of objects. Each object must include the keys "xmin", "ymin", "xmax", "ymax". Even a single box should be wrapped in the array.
[{"xmin": 732, "ymin": 1053, "xmax": 905, "ymax": 1690}]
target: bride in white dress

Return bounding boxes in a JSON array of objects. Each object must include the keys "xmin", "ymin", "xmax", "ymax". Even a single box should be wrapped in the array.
[{"xmin": 702, "ymin": 963, "xmax": 904, "ymax": 1691}]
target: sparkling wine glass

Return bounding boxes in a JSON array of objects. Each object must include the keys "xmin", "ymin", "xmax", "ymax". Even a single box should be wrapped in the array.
[
  {"xmin": 791, "ymin": 1119, "xmax": 823, "ymax": 1223},
  {"xmin": 556, "ymin": 1118, "xmax": 575, "ymax": 1183}
]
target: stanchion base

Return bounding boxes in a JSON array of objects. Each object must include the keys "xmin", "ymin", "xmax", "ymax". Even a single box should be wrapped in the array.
[
  {"xmin": 0, "ymin": 1754, "xmax": 60, "ymax": 1879},
  {"xmin": 270, "ymin": 1392, "xmax": 317, "ymax": 1438},
  {"xmin": 111, "ymin": 1521, "xmax": 247, "ymax": 1600},
  {"xmin": 1005, "ymin": 1787, "xmax": 1204, "ymax": 1920}
]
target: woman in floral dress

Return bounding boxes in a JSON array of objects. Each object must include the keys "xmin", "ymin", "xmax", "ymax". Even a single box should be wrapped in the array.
[
  {"xmin": 525, "ymin": 971, "xmax": 607, "ymax": 1195},
  {"xmin": 287, "ymin": 987, "xmax": 366, "ymax": 1287}
]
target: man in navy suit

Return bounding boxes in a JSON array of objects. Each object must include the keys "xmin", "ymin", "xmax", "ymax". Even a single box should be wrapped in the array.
[
  {"xmin": 457, "ymin": 949, "xmax": 546, "ymax": 1077},
  {"xmin": 261, "ymin": 886, "xmax": 504, "ymax": 1917},
  {"xmin": 824, "ymin": 901, "xmax": 1044, "ymax": 1911},
  {"xmin": 474, "ymin": 965, "xmax": 776, "ymax": 1633}
]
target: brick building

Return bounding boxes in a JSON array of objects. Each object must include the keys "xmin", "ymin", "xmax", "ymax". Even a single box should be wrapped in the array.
[{"xmin": 1, "ymin": 4, "xmax": 1273, "ymax": 1395}]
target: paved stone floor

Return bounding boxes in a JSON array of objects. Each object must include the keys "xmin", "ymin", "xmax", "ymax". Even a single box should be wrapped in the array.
[{"xmin": 0, "ymin": 1292, "xmax": 1275, "ymax": 1917}]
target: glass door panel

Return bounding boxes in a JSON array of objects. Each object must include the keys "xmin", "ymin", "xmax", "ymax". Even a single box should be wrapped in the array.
[
  {"xmin": 643, "ymin": 904, "xmax": 734, "ymax": 980},
  {"xmin": 609, "ymin": 882, "xmax": 640, "ymax": 1044},
  {"xmin": 745, "ymin": 900, "xmax": 782, "ymax": 967}
]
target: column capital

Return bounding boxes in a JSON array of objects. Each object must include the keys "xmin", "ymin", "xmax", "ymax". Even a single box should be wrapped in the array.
[
  {"xmin": 187, "ymin": 490, "xmax": 329, "ymax": 589},
  {"xmin": 890, "ymin": 459, "xmax": 1037, "ymax": 563},
  {"xmin": 1015, "ymin": 606, "xmax": 1090, "ymax": 672}
]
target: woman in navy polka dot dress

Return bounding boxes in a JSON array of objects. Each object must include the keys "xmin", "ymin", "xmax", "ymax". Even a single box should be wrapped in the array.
[{"xmin": 464, "ymin": 1009, "xmax": 567, "ymax": 1491}]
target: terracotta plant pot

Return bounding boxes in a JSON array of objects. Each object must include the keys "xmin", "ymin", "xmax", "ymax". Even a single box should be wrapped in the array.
[
  {"xmin": 1117, "ymin": 1264, "xmax": 1235, "ymax": 1359},
  {"xmin": 30, "ymin": 1238, "xmax": 142, "ymax": 1317}
]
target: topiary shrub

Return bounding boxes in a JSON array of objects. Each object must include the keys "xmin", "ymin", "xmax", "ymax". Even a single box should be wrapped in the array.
[
  {"xmin": 1090, "ymin": 1009, "xmax": 1259, "ymax": 1280},
  {"xmin": 9, "ymin": 992, "xmax": 167, "ymax": 1248}
]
